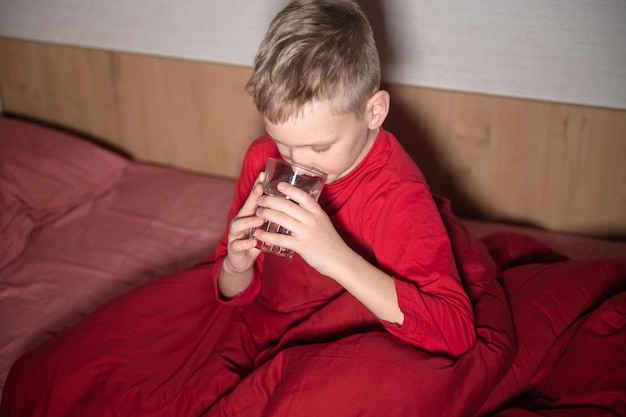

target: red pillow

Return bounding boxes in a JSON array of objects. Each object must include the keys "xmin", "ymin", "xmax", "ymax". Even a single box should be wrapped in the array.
[{"xmin": 0, "ymin": 117, "xmax": 129, "ymax": 267}]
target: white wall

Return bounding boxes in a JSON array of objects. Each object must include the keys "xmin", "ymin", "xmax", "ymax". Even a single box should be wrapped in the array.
[{"xmin": 1, "ymin": 0, "xmax": 624, "ymax": 110}]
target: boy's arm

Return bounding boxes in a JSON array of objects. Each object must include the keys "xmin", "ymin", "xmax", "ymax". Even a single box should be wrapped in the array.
[
  {"xmin": 308, "ymin": 222, "xmax": 475, "ymax": 358},
  {"xmin": 215, "ymin": 173, "xmax": 266, "ymax": 300},
  {"xmin": 364, "ymin": 185, "xmax": 476, "ymax": 357},
  {"xmin": 212, "ymin": 139, "xmax": 273, "ymax": 303},
  {"xmin": 325, "ymin": 248, "xmax": 405, "ymax": 326}
]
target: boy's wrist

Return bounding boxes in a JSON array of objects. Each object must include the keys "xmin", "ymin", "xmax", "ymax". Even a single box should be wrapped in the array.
[
  {"xmin": 221, "ymin": 256, "xmax": 249, "ymax": 276},
  {"xmin": 218, "ymin": 257, "xmax": 255, "ymax": 300}
]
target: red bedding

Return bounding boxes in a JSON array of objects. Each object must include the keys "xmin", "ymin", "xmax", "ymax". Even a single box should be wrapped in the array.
[
  {"xmin": 2, "ymin": 194, "xmax": 625, "ymax": 416},
  {"xmin": 0, "ymin": 117, "xmax": 235, "ymax": 397},
  {"xmin": 1, "ymin": 117, "xmax": 625, "ymax": 416}
]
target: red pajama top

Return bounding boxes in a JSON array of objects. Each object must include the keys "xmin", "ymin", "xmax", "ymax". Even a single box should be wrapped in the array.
[{"xmin": 212, "ymin": 128, "xmax": 476, "ymax": 357}]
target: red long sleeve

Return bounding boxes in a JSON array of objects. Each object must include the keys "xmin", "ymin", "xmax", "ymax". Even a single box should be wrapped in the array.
[{"xmin": 212, "ymin": 129, "xmax": 475, "ymax": 357}]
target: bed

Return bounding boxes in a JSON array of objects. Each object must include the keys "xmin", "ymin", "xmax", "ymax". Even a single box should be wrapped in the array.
[{"xmin": 1, "ymin": 37, "xmax": 626, "ymax": 416}]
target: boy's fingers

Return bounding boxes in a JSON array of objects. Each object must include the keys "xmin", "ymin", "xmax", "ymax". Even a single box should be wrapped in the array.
[
  {"xmin": 229, "ymin": 235, "xmax": 259, "ymax": 254},
  {"xmin": 230, "ymin": 214, "xmax": 264, "ymax": 235},
  {"xmin": 239, "ymin": 172, "xmax": 266, "ymax": 216},
  {"xmin": 277, "ymin": 182, "xmax": 319, "ymax": 211}
]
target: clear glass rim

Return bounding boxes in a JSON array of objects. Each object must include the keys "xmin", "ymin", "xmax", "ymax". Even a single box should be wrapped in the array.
[{"xmin": 267, "ymin": 157, "xmax": 327, "ymax": 179}]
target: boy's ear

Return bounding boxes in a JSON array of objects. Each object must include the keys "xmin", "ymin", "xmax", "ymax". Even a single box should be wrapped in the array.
[{"xmin": 366, "ymin": 90, "xmax": 390, "ymax": 130}]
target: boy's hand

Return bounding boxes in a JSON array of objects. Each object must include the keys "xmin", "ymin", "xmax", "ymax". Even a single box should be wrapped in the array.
[
  {"xmin": 252, "ymin": 181, "xmax": 349, "ymax": 276},
  {"xmin": 223, "ymin": 172, "xmax": 266, "ymax": 274}
]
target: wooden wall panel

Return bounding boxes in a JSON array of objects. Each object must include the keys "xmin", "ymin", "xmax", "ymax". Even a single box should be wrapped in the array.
[
  {"xmin": 112, "ymin": 53, "xmax": 264, "ymax": 178},
  {"xmin": 0, "ymin": 38, "xmax": 120, "ymax": 143},
  {"xmin": 1, "ymin": 38, "xmax": 624, "ymax": 238},
  {"xmin": 384, "ymin": 84, "xmax": 626, "ymax": 238}
]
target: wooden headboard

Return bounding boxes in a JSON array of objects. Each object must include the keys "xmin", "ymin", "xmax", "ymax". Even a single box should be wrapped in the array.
[{"xmin": 1, "ymin": 37, "xmax": 625, "ymax": 239}]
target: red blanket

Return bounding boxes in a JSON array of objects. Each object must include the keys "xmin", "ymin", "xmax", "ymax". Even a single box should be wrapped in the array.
[{"xmin": 2, "ymin": 199, "xmax": 625, "ymax": 417}]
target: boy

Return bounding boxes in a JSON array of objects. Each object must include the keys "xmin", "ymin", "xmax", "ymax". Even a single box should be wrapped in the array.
[{"xmin": 214, "ymin": 0, "xmax": 475, "ymax": 357}]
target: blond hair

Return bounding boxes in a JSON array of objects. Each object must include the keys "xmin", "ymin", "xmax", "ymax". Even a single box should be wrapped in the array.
[{"xmin": 246, "ymin": 0, "xmax": 381, "ymax": 123}]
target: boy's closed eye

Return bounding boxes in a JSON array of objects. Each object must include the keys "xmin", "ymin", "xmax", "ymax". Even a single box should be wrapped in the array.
[{"xmin": 312, "ymin": 146, "xmax": 331, "ymax": 153}]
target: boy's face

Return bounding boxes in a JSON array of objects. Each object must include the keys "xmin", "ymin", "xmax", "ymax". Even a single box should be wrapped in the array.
[{"xmin": 264, "ymin": 100, "xmax": 377, "ymax": 184}]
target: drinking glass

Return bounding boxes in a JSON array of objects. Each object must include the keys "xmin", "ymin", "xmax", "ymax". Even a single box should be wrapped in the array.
[{"xmin": 249, "ymin": 157, "xmax": 326, "ymax": 258}]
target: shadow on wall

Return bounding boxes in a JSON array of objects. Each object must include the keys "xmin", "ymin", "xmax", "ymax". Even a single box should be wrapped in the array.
[{"xmin": 359, "ymin": 0, "xmax": 482, "ymax": 219}]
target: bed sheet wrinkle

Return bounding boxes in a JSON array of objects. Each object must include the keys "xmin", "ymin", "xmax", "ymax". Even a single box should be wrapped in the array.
[
  {"xmin": 478, "ymin": 259, "xmax": 626, "ymax": 415},
  {"xmin": 516, "ymin": 293, "xmax": 626, "ymax": 416},
  {"xmin": 35, "ymin": 212, "xmax": 210, "ymax": 275},
  {"xmin": 101, "ymin": 163, "xmax": 236, "ymax": 227}
]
